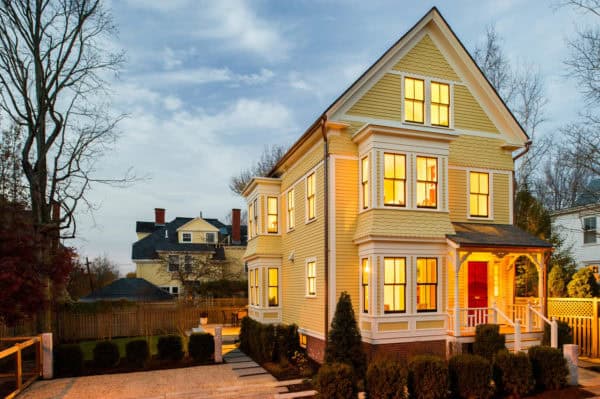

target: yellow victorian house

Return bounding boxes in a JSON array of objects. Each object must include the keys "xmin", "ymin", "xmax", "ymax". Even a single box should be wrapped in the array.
[{"xmin": 242, "ymin": 7, "xmax": 552, "ymax": 362}]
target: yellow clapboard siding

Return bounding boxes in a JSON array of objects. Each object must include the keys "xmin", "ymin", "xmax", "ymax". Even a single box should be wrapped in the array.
[
  {"xmin": 354, "ymin": 209, "xmax": 455, "ymax": 241},
  {"xmin": 243, "ymin": 235, "xmax": 281, "ymax": 259},
  {"xmin": 449, "ymin": 136, "xmax": 513, "ymax": 170},
  {"xmin": 135, "ymin": 262, "xmax": 180, "ymax": 288},
  {"xmin": 334, "ymin": 158, "xmax": 360, "ymax": 316},
  {"xmin": 454, "ymin": 84, "xmax": 499, "ymax": 133},
  {"xmin": 378, "ymin": 322, "xmax": 409, "ymax": 331},
  {"xmin": 281, "ymin": 142, "xmax": 324, "ymax": 192},
  {"xmin": 449, "ymin": 168, "xmax": 467, "ymax": 222},
  {"xmin": 416, "ymin": 320, "xmax": 445, "ymax": 329},
  {"xmin": 347, "ymin": 74, "xmax": 402, "ymax": 121},
  {"xmin": 493, "ymin": 173, "xmax": 510, "ymax": 224},
  {"xmin": 393, "ymin": 34, "xmax": 460, "ymax": 81},
  {"xmin": 361, "ymin": 322, "xmax": 372, "ymax": 331}
]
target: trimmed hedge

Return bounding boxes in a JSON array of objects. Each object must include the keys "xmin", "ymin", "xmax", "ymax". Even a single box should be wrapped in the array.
[
  {"xmin": 449, "ymin": 354, "xmax": 493, "ymax": 399},
  {"xmin": 528, "ymin": 346, "xmax": 568, "ymax": 391},
  {"xmin": 408, "ymin": 355, "xmax": 448, "ymax": 399},
  {"xmin": 93, "ymin": 340, "xmax": 120, "ymax": 368},
  {"xmin": 366, "ymin": 358, "xmax": 408, "ymax": 399},
  {"xmin": 126, "ymin": 339, "xmax": 150, "ymax": 367},
  {"xmin": 315, "ymin": 362, "xmax": 357, "ymax": 399},
  {"xmin": 55, "ymin": 344, "xmax": 84, "ymax": 377},
  {"xmin": 188, "ymin": 333, "xmax": 214, "ymax": 363},
  {"xmin": 542, "ymin": 320, "xmax": 573, "ymax": 349},
  {"xmin": 493, "ymin": 350, "xmax": 533, "ymax": 397},
  {"xmin": 239, "ymin": 317, "xmax": 300, "ymax": 363},
  {"xmin": 157, "ymin": 335, "xmax": 184, "ymax": 361},
  {"xmin": 473, "ymin": 324, "xmax": 506, "ymax": 361}
]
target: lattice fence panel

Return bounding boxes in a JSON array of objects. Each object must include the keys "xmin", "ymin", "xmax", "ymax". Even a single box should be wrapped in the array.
[{"xmin": 548, "ymin": 299, "xmax": 593, "ymax": 318}]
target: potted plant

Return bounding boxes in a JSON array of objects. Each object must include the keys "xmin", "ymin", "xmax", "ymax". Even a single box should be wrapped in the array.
[{"xmin": 200, "ymin": 311, "xmax": 208, "ymax": 326}]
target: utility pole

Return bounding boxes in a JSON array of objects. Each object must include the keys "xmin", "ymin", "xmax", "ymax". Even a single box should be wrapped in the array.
[{"xmin": 86, "ymin": 257, "xmax": 95, "ymax": 293}]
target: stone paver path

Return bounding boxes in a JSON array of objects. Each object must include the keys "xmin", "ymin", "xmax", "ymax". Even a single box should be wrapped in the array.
[{"xmin": 20, "ymin": 360, "xmax": 284, "ymax": 399}]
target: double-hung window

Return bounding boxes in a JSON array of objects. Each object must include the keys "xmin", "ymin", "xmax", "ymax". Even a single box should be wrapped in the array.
[
  {"xmin": 182, "ymin": 232, "xmax": 192, "ymax": 243},
  {"xmin": 584, "ymin": 217, "xmax": 597, "ymax": 244},
  {"xmin": 361, "ymin": 156, "xmax": 370, "ymax": 209},
  {"xmin": 404, "ymin": 77, "xmax": 425, "ymax": 123},
  {"xmin": 416, "ymin": 156, "xmax": 437, "ymax": 208},
  {"xmin": 287, "ymin": 190, "xmax": 295, "ymax": 230},
  {"xmin": 307, "ymin": 173, "xmax": 316, "ymax": 220},
  {"xmin": 268, "ymin": 268, "xmax": 279, "ymax": 306},
  {"xmin": 362, "ymin": 258, "xmax": 369, "ymax": 313},
  {"xmin": 248, "ymin": 202, "xmax": 255, "ymax": 239},
  {"xmin": 384, "ymin": 153, "xmax": 406, "ymax": 206},
  {"xmin": 306, "ymin": 261, "xmax": 316, "ymax": 296},
  {"xmin": 267, "ymin": 197, "xmax": 278, "ymax": 233},
  {"xmin": 184, "ymin": 255, "xmax": 192, "ymax": 272},
  {"xmin": 253, "ymin": 199, "xmax": 258, "ymax": 236},
  {"xmin": 431, "ymin": 82, "xmax": 450, "ymax": 127},
  {"xmin": 470, "ymin": 172, "xmax": 489, "ymax": 217},
  {"xmin": 383, "ymin": 257, "xmax": 406, "ymax": 313},
  {"xmin": 250, "ymin": 269, "xmax": 259, "ymax": 306},
  {"xmin": 416, "ymin": 258, "xmax": 438, "ymax": 312},
  {"xmin": 168, "ymin": 255, "xmax": 179, "ymax": 272}
]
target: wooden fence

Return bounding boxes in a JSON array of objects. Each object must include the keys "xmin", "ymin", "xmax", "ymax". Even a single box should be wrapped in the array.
[
  {"xmin": 0, "ymin": 336, "xmax": 42, "ymax": 399},
  {"xmin": 547, "ymin": 297, "xmax": 599, "ymax": 357},
  {"xmin": 1, "ymin": 298, "xmax": 248, "ymax": 342}
]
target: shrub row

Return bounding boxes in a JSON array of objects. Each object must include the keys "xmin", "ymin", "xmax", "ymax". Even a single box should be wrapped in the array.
[
  {"xmin": 316, "ymin": 347, "xmax": 568, "ymax": 399},
  {"xmin": 54, "ymin": 333, "xmax": 215, "ymax": 377},
  {"xmin": 239, "ymin": 317, "xmax": 300, "ymax": 363}
]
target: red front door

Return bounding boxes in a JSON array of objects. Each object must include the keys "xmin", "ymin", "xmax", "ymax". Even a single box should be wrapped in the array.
[{"xmin": 468, "ymin": 262, "xmax": 488, "ymax": 326}]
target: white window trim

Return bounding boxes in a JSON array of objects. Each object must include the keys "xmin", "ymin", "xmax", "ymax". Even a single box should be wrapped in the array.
[
  {"xmin": 265, "ymin": 196, "xmax": 280, "ymax": 235},
  {"xmin": 267, "ymin": 266, "xmax": 281, "ymax": 308},
  {"xmin": 181, "ymin": 232, "xmax": 192, "ymax": 243},
  {"xmin": 381, "ymin": 151, "xmax": 410, "ymax": 209},
  {"xmin": 414, "ymin": 256, "xmax": 442, "ymax": 314},
  {"xmin": 359, "ymin": 256, "xmax": 371, "ymax": 314},
  {"xmin": 305, "ymin": 257, "xmax": 317, "ymax": 298},
  {"xmin": 400, "ymin": 73, "xmax": 454, "ymax": 130},
  {"xmin": 359, "ymin": 153, "xmax": 371, "ymax": 212},
  {"xmin": 305, "ymin": 172, "xmax": 317, "ymax": 224},
  {"xmin": 414, "ymin": 153, "xmax": 440, "ymax": 211},
  {"xmin": 205, "ymin": 232, "xmax": 216, "ymax": 243},
  {"xmin": 286, "ymin": 188, "xmax": 295, "ymax": 232},
  {"xmin": 466, "ymin": 169, "xmax": 494, "ymax": 220},
  {"xmin": 583, "ymin": 216, "xmax": 598, "ymax": 245}
]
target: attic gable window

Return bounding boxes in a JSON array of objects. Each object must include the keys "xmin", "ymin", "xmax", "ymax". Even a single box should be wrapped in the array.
[
  {"xmin": 404, "ymin": 77, "xmax": 424, "ymax": 123},
  {"xmin": 431, "ymin": 82, "xmax": 450, "ymax": 127},
  {"xmin": 182, "ymin": 232, "xmax": 192, "ymax": 243}
]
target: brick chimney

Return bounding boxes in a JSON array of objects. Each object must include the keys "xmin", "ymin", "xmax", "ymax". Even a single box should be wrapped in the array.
[
  {"xmin": 232, "ymin": 208, "xmax": 241, "ymax": 244},
  {"xmin": 155, "ymin": 208, "xmax": 165, "ymax": 225}
]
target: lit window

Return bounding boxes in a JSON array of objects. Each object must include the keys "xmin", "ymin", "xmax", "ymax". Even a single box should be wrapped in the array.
[
  {"xmin": 250, "ymin": 269, "xmax": 259, "ymax": 306},
  {"xmin": 362, "ymin": 258, "xmax": 369, "ymax": 313},
  {"xmin": 299, "ymin": 333, "xmax": 307, "ymax": 348},
  {"xmin": 361, "ymin": 156, "xmax": 370, "ymax": 209},
  {"xmin": 431, "ymin": 82, "xmax": 450, "ymax": 127},
  {"xmin": 182, "ymin": 232, "xmax": 192, "ymax": 242},
  {"xmin": 268, "ymin": 268, "xmax": 279, "ymax": 307},
  {"xmin": 184, "ymin": 255, "xmax": 192, "ymax": 272},
  {"xmin": 404, "ymin": 77, "xmax": 424, "ymax": 123},
  {"xmin": 168, "ymin": 255, "xmax": 179, "ymax": 272},
  {"xmin": 384, "ymin": 153, "xmax": 406, "ymax": 206},
  {"xmin": 584, "ymin": 217, "xmax": 597, "ymax": 244},
  {"xmin": 470, "ymin": 172, "xmax": 489, "ymax": 217},
  {"xmin": 384, "ymin": 257, "xmax": 406, "ymax": 313},
  {"xmin": 206, "ymin": 232, "xmax": 216, "ymax": 243},
  {"xmin": 267, "ymin": 197, "xmax": 278, "ymax": 233},
  {"xmin": 416, "ymin": 258, "xmax": 437, "ymax": 312},
  {"xmin": 248, "ymin": 202, "xmax": 254, "ymax": 239},
  {"xmin": 307, "ymin": 261, "xmax": 316, "ymax": 296},
  {"xmin": 307, "ymin": 173, "xmax": 316, "ymax": 220},
  {"xmin": 253, "ymin": 199, "xmax": 258, "ymax": 235},
  {"xmin": 416, "ymin": 156, "xmax": 437, "ymax": 208},
  {"xmin": 287, "ymin": 189, "xmax": 295, "ymax": 230}
]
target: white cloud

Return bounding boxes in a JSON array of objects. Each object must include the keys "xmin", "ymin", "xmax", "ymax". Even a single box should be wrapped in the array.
[
  {"xmin": 162, "ymin": 47, "xmax": 183, "ymax": 70},
  {"xmin": 137, "ymin": 67, "xmax": 275, "ymax": 87},
  {"xmin": 163, "ymin": 96, "xmax": 183, "ymax": 111},
  {"xmin": 288, "ymin": 71, "xmax": 312, "ymax": 91}
]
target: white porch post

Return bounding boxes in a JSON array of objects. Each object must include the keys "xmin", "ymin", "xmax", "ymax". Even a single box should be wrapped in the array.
[{"xmin": 454, "ymin": 250, "xmax": 461, "ymax": 337}]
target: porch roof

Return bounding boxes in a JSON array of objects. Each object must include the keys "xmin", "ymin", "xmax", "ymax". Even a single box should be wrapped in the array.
[{"xmin": 447, "ymin": 223, "xmax": 552, "ymax": 249}]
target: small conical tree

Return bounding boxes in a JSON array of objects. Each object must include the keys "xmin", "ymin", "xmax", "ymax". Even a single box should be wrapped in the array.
[
  {"xmin": 567, "ymin": 267, "xmax": 600, "ymax": 298},
  {"xmin": 325, "ymin": 291, "xmax": 366, "ymax": 378}
]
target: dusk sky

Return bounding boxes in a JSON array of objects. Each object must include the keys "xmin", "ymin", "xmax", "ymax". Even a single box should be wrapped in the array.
[{"xmin": 73, "ymin": 1, "xmax": 593, "ymax": 274}]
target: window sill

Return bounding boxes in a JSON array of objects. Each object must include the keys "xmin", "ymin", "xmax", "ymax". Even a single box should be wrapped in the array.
[
  {"xmin": 305, "ymin": 295, "xmax": 317, "ymax": 299},
  {"xmin": 467, "ymin": 215, "xmax": 493, "ymax": 221},
  {"xmin": 305, "ymin": 218, "xmax": 317, "ymax": 225}
]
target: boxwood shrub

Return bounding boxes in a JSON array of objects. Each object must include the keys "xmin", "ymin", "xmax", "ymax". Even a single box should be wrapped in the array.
[
  {"xmin": 528, "ymin": 346, "xmax": 568, "ymax": 391},
  {"xmin": 366, "ymin": 358, "xmax": 408, "ymax": 399},
  {"xmin": 54, "ymin": 344, "xmax": 84, "ymax": 377},
  {"xmin": 188, "ymin": 333, "xmax": 214, "ymax": 363},
  {"xmin": 239, "ymin": 317, "xmax": 300, "ymax": 363},
  {"xmin": 93, "ymin": 340, "xmax": 120, "ymax": 368},
  {"xmin": 157, "ymin": 335, "xmax": 184, "ymax": 361},
  {"xmin": 493, "ymin": 350, "xmax": 533, "ymax": 397},
  {"xmin": 408, "ymin": 355, "xmax": 448, "ymax": 399},
  {"xmin": 542, "ymin": 320, "xmax": 573, "ymax": 349},
  {"xmin": 315, "ymin": 362, "xmax": 357, "ymax": 399},
  {"xmin": 125, "ymin": 339, "xmax": 150, "ymax": 367},
  {"xmin": 449, "ymin": 354, "xmax": 493, "ymax": 399},
  {"xmin": 473, "ymin": 324, "xmax": 505, "ymax": 361}
]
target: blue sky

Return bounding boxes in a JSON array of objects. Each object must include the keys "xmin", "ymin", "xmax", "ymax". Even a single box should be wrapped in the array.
[{"xmin": 73, "ymin": 0, "xmax": 591, "ymax": 274}]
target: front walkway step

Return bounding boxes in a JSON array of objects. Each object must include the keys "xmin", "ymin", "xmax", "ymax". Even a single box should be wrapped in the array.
[{"xmin": 275, "ymin": 391, "xmax": 317, "ymax": 398}]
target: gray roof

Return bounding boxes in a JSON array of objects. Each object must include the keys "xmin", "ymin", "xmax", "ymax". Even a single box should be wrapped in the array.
[
  {"xmin": 576, "ymin": 179, "xmax": 600, "ymax": 206},
  {"xmin": 132, "ymin": 217, "xmax": 217, "ymax": 260},
  {"xmin": 136, "ymin": 221, "xmax": 158, "ymax": 233},
  {"xmin": 79, "ymin": 278, "xmax": 173, "ymax": 302},
  {"xmin": 447, "ymin": 223, "xmax": 553, "ymax": 248}
]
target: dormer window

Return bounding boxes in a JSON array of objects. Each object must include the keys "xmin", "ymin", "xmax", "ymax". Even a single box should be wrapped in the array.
[{"xmin": 182, "ymin": 232, "xmax": 192, "ymax": 243}]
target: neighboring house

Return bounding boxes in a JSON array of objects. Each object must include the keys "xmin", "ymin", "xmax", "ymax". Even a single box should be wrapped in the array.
[
  {"xmin": 551, "ymin": 179, "xmax": 600, "ymax": 269},
  {"xmin": 132, "ymin": 208, "xmax": 247, "ymax": 296},
  {"xmin": 242, "ymin": 7, "xmax": 552, "ymax": 362},
  {"xmin": 79, "ymin": 278, "xmax": 173, "ymax": 302}
]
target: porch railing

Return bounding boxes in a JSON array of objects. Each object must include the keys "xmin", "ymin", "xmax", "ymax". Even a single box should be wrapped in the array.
[{"xmin": 0, "ymin": 336, "xmax": 43, "ymax": 399}]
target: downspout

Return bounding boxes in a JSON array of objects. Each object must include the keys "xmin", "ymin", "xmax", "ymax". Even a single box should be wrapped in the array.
[
  {"xmin": 321, "ymin": 115, "xmax": 329, "ymax": 343},
  {"xmin": 511, "ymin": 140, "xmax": 532, "ymax": 224}
]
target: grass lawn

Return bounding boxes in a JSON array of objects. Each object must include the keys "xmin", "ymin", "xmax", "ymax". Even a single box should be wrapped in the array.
[{"xmin": 79, "ymin": 336, "xmax": 161, "ymax": 361}]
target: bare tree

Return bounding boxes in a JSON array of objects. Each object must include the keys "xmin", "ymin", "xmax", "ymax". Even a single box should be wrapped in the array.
[
  {"xmin": 229, "ymin": 144, "xmax": 286, "ymax": 196},
  {"xmin": 0, "ymin": 123, "xmax": 28, "ymax": 204},
  {"xmin": 473, "ymin": 25, "xmax": 515, "ymax": 103}
]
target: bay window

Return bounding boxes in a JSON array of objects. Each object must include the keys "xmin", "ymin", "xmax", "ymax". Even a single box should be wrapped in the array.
[
  {"xmin": 384, "ymin": 153, "xmax": 406, "ymax": 206},
  {"xmin": 416, "ymin": 156, "xmax": 437, "ymax": 208},
  {"xmin": 384, "ymin": 257, "xmax": 406, "ymax": 313},
  {"xmin": 362, "ymin": 258, "xmax": 369, "ymax": 313},
  {"xmin": 416, "ymin": 258, "xmax": 437, "ymax": 312},
  {"xmin": 361, "ymin": 156, "xmax": 370, "ymax": 209},
  {"xmin": 268, "ymin": 268, "xmax": 279, "ymax": 306},
  {"xmin": 267, "ymin": 196, "xmax": 278, "ymax": 233}
]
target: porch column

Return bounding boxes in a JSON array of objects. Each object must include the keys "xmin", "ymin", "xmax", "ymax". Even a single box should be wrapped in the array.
[
  {"xmin": 454, "ymin": 250, "xmax": 461, "ymax": 337},
  {"xmin": 540, "ymin": 252, "xmax": 547, "ymax": 316}
]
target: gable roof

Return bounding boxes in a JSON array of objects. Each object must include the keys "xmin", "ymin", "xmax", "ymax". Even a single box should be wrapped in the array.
[
  {"xmin": 79, "ymin": 278, "xmax": 173, "ymax": 302},
  {"xmin": 270, "ymin": 6, "xmax": 527, "ymax": 176}
]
